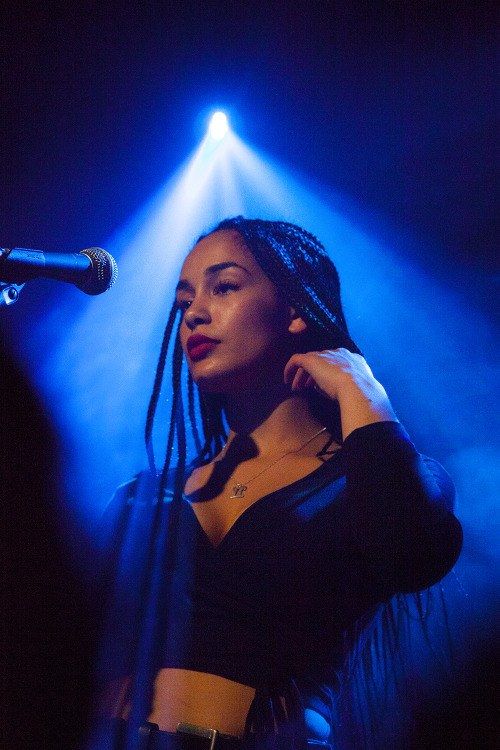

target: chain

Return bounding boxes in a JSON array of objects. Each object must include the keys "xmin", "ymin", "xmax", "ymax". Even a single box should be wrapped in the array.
[{"xmin": 217, "ymin": 426, "xmax": 327, "ymax": 499}]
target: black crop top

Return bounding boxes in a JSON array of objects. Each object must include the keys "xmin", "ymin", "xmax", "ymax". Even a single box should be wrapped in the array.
[{"xmin": 98, "ymin": 421, "xmax": 462, "ymax": 725}]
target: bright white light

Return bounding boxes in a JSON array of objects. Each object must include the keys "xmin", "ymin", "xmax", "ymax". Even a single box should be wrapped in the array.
[{"xmin": 208, "ymin": 111, "xmax": 229, "ymax": 141}]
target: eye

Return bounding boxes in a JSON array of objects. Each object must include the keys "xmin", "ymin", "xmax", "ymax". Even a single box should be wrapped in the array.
[
  {"xmin": 213, "ymin": 281, "xmax": 239, "ymax": 295},
  {"xmin": 175, "ymin": 298, "xmax": 192, "ymax": 312}
]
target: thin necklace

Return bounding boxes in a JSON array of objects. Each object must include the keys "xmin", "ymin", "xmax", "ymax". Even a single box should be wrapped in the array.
[{"xmin": 218, "ymin": 426, "xmax": 327, "ymax": 499}]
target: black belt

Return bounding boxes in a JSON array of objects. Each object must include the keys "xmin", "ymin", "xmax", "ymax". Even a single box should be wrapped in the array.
[
  {"xmin": 139, "ymin": 721, "xmax": 241, "ymax": 749},
  {"xmin": 90, "ymin": 718, "xmax": 332, "ymax": 750},
  {"xmin": 90, "ymin": 719, "xmax": 241, "ymax": 749}
]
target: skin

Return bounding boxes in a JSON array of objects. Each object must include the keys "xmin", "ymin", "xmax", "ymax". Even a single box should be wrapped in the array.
[
  {"xmin": 143, "ymin": 229, "xmax": 397, "ymax": 737},
  {"xmin": 176, "ymin": 229, "xmax": 300, "ymax": 396},
  {"xmin": 176, "ymin": 229, "xmax": 396, "ymax": 444}
]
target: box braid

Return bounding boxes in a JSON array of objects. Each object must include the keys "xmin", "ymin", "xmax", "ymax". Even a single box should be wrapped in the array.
[
  {"xmin": 139, "ymin": 217, "xmax": 449, "ymax": 742},
  {"xmin": 214, "ymin": 217, "xmax": 361, "ymax": 356},
  {"xmin": 145, "ymin": 216, "xmax": 361, "ymax": 489}
]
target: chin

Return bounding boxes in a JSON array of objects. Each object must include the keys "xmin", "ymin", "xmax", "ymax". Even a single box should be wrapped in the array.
[
  {"xmin": 192, "ymin": 364, "xmax": 282, "ymax": 395},
  {"xmin": 192, "ymin": 370, "xmax": 245, "ymax": 394},
  {"xmin": 188, "ymin": 348, "xmax": 285, "ymax": 393}
]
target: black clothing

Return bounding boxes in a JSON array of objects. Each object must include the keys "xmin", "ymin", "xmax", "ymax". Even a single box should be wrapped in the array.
[{"xmin": 98, "ymin": 421, "xmax": 462, "ymax": 728}]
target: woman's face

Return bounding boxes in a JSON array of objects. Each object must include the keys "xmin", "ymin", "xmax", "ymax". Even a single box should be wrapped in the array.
[{"xmin": 176, "ymin": 230, "xmax": 302, "ymax": 392}]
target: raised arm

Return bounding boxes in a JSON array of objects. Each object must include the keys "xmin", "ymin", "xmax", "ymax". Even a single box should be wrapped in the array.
[
  {"xmin": 284, "ymin": 348, "xmax": 463, "ymax": 594},
  {"xmin": 339, "ymin": 420, "xmax": 462, "ymax": 593}
]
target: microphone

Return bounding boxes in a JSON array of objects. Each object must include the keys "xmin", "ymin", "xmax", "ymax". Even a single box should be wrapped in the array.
[{"xmin": 0, "ymin": 246, "xmax": 118, "ymax": 295}]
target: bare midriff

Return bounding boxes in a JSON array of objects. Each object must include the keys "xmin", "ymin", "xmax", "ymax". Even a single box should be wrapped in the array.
[
  {"xmin": 101, "ymin": 669, "xmax": 256, "ymax": 737},
  {"xmin": 148, "ymin": 669, "xmax": 256, "ymax": 735}
]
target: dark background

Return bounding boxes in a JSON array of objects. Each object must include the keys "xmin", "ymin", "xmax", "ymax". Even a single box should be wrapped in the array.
[
  {"xmin": 1, "ymin": 1, "xmax": 496, "ymax": 748},
  {"xmin": 3, "ymin": 2, "xmax": 496, "ymax": 278}
]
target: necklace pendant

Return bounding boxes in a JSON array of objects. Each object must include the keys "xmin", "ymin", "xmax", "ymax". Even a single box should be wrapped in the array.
[{"xmin": 230, "ymin": 483, "xmax": 247, "ymax": 499}]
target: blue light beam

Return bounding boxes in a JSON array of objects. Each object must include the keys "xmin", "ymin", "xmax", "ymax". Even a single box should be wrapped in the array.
[{"xmin": 11, "ymin": 114, "xmax": 496, "ymax": 747}]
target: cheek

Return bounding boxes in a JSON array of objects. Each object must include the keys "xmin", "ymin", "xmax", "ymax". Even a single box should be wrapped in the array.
[
  {"xmin": 228, "ymin": 300, "xmax": 287, "ymax": 347},
  {"xmin": 179, "ymin": 326, "xmax": 190, "ymax": 355}
]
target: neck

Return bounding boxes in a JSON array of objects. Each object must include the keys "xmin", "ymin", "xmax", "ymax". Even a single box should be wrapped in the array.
[{"xmin": 220, "ymin": 384, "xmax": 324, "ymax": 455}]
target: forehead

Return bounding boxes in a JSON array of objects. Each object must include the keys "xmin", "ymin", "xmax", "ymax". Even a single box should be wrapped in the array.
[{"xmin": 180, "ymin": 229, "xmax": 262, "ymax": 277}]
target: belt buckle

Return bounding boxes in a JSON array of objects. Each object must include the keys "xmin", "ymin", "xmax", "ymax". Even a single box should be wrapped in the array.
[{"xmin": 176, "ymin": 722, "xmax": 219, "ymax": 750}]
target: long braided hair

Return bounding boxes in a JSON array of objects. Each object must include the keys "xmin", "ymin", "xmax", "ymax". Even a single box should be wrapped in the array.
[
  {"xmin": 133, "ymin": 217, "xmax": 363, "ymax": 744},
  {"xmin": 145, "ymin": 216, "xmax": 361, "ymax": 497},
  {"xmin": 128, "ymin": 217, "xmax": 447, "ymax": 747}
]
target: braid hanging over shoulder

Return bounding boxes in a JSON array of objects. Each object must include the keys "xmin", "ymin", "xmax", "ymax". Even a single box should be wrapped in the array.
[
  {"xmin": 134, "ymin": 216, "xmax": 457, "ymax": 748},
  {"xmin": 146, "ymin": 215, "xmax": 361, "ymax": 478}
]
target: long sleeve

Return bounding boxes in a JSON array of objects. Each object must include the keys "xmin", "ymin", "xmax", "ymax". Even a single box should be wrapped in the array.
[{"xmin": 337, "ymin": 420, "xmax": 463, "ymax": 596}]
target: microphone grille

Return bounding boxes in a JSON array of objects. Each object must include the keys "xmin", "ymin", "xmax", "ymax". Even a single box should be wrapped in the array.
[{"xmin": 78, "ymin": 247, "xmax": 118, "ymax": 295}]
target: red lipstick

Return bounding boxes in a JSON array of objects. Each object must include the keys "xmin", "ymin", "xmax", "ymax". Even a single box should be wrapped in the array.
[{"xmin": 186, "ymin": 334, "xmax": 220, "ymax": 361}]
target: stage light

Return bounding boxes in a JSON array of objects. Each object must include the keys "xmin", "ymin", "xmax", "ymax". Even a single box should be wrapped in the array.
[{"xmin": 208, "ymin": 111, "xmax": 229, "ymax": 141}]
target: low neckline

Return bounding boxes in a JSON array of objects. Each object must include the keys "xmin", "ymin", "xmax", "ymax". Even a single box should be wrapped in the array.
[{"xmin": 182, "ymin": 449, "xmax": 343, "ymax": 550}]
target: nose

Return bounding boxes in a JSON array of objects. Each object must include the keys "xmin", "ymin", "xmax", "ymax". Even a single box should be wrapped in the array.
[{"xmin": 183, "ymin": 297, "xmax": 212, "ymax": 331}]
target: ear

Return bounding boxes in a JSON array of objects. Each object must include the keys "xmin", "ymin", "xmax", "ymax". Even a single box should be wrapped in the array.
[{"xmin": 288, "ymin": 307, "xmax": 308, "ymax": 335}]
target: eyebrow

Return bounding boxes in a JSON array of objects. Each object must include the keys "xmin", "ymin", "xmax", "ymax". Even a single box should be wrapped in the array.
[{"xmin": 175, "ymin": 262, "xmax": 251, "ymax": 293}]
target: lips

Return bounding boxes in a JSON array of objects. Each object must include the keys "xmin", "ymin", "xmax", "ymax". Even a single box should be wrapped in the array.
[{"xmin": 186, "ymin": 334, "xmax": 220, "ymax": 361}]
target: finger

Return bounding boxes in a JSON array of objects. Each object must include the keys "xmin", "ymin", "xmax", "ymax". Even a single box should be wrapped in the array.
[
  {"xmin": 304, "ymin": 374, "xmax": 315, "ymax": 389},
  {"xmin": 290, "ymin": 369, "xmax": 301, "ymax": 391},
  {"xmin": 284, "ymin": 362, "xmax": 297, "ymax": 387},
  {"xmin": 297, "ymin": 369, "xmax": 317, "ymax": 391},
  {"xmin": 291, "ymin": 366, "xmax": 308, "ymax": 391},
  {"xmin": 283, "ymin": 354, "xmax": 306, "ymax": 385},
  {"xmin": 284, "ymin": 352, "xmax": 318, "ymax": 384}
]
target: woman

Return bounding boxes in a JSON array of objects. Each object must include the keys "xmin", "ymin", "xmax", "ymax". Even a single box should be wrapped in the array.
[{"xmin": 94, "ymin": 218, "xmax": 462, "ymax": 749}]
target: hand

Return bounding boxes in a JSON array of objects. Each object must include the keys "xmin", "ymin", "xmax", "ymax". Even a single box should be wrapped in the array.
[
  {"xmin": 284, "ymin": 348, "xmax": 379, "ymax": 400},
  {"xmin": 283, "ymin": 348, "xmax": 398, "ymax": 438}
]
